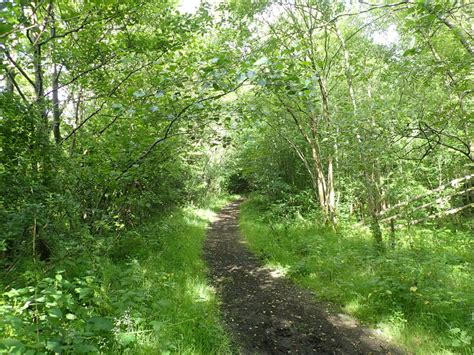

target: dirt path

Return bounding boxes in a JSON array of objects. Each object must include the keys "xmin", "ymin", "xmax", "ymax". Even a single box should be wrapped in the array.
[{"xmin": 204, "ymin": 200, "xmax": 404, "ymax": 354}]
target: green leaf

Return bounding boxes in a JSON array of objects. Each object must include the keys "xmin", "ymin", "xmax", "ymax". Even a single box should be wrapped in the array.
[
  {"xmin": 403, "ymin": 48, "xmax": 418, "ymax": 56},
  {"xmin": 117, "ymin": 333, "xmax": 136, "ymax": 346},
  {"xmin": 46, "ymin": 340, "xmax": 62, "ymax": 352},
  {"xmin": 66, "ymin": 313, "xmax": 77, "ymax": 320},
  {"xmin": 74, "ymin": 343, "xmax": 99, "ymax": 353},
  {"xmin": 254, "ymin": 57, "xmax": 268, "ymax": 66},
  {"xmin": 87, "ymin": 317, "xmax": 114, "ymax": 331},
  {"xmin": 75, "ymin": 287, "xmax": 92, "ymax": 299},
  {"xmin": 150, "ymin": 320, "xmax": 164, "ymax": 331},
  {"xmin": 48, "ymin": 307, "xmax": 63, "ymax": 319},
  {"xmin": 3, "ymin": 288, "xmax": 29, "ymax": 298},
  {"xmin": 0, "ymin": 339, "xmax": 25, "ymax": 354},
  {"xmin": 0, "ymin": 23, "xmax": 13, "ymax": 36}
]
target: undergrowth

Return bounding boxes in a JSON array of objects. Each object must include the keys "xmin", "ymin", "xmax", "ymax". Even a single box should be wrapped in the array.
[
  {"xmin": 0, "ymin": 196, "xmax": 233, "ymax": 354},
  {"xmin": 240, "ymin": 195, "xmax": 473, "ymax": 355}
]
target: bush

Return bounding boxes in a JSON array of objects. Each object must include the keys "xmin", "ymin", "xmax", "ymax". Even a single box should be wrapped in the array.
[{"xmin": 0, "ymin": 273, "xmax": 113, "ymax": 353}]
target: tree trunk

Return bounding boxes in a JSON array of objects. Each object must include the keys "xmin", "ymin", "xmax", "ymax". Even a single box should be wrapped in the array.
[
  {"xmin": 52, "ymin": 62, "xmax": 61, "ymax": 143},
  {"xmin": 327, "ymin": 157, "xmax": 337, "ymax": 225},
  {"xmin": 51, "ymin": 7, "xmax": 61, "ymax": 144},
  {"xmin": 315, "ymin": 76, "xmax": 338, "ymax": 225},
  {"xmin": 335, "ymin": 25, "xmax": 382, "ymax": 245}
]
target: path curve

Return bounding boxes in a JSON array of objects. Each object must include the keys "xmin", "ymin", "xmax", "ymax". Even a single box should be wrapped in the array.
[{"xmin": 204, "ymin": 200, "xmax": 403, "ymax": 354}]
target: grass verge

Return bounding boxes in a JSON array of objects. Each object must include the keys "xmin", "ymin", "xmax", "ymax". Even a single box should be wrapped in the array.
[
  {"xmin": 239, "ymin": 195, "xmax": 473, "ymax": 355},
  {"xmin": 0, "ymin": 197, "xmax": 234, "ymax": 354}
]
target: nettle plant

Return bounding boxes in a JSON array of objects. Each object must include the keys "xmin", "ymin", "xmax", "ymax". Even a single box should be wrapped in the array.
[{"xmin": 0, "ymin": 273, "xmax": 115, "ymax": 353}]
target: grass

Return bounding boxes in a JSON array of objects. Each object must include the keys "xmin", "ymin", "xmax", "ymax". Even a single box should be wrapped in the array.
[
  {"xmin": 239, "ymin": 195, "xmax": 473, "ymax": 355},
  {"xmin": 101, "ymin": 196, "xmax": 234, "ymax": 354},
  {"xmin": 0, "ymin": 196, "xmax": 235, "ymax": 354}
]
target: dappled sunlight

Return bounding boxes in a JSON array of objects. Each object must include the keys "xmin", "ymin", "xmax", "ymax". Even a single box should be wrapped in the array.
[
  {"xmin": 446, "ymin": 263, "xmax": 472, "ymax": 288},
  {"xmin": 1, "ymin": 0, "xmax": 471, "ymax": 353},
  {"xmin": 240, "ymin": 197, "xmax": 474, "ymax": 354},
  {"xmin": 343, "ymin": 299, "xmax": 363, "ymax": 315},
  {"xmin": 205, "ymin": 200, "xmax": 404, "ymax": 354},
  {"xmin": 188, "ymin": 207, "xmax": 220, "ymax": 223},
  {"xmin": 328, "ymin": 313, "xmax": 358, "ymax": 329},
  {"xmin": 185, "ymin": 278, "xmax": 216, "ymax": 303},
  {"xmin": 375, "ymin": 318, "xmax": 406, "ymax": 345},
  {"xmin": 263, "ymin": 262, "xmax": 290, "ymax": 279}
]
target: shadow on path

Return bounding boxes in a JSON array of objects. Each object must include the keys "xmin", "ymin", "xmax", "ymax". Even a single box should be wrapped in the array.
[{"xmin": 204, "ymin": 200, "xmax": 404, "ymax": 355}]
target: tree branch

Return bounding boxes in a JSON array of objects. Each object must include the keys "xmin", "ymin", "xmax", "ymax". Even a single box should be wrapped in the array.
[
  {"xmin": 3, "ymin": 50, "xmax": 36, "ymax": 89},
  {"xmin": 5, "ymin": 69, "xmax": 28, "ymax": 102},
  {"xmin": 59, "ymin": 61, "xmax": 156, "ymax": 144},
  {"xmin": 115, "ymin": 80, "xmax": 247, "ymax": 180},
  {"xmin": 380, "ymin": 173, "xmax": 474, "ymax": 216}
]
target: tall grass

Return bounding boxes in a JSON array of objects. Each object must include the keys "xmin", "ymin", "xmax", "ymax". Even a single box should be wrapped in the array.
[
  {"xmin": 0, "ymin": 197, "xmax": 234, "ymax": 354},
  {"xmin": 102, "ymin": 198, "xmax": 233, "ymax": 354},
  {"xmin": 240, "ymin": 196, "xmax": 473, "ymax": 354}
]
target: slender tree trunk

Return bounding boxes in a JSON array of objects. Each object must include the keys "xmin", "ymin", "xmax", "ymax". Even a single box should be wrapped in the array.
[
  {"xmin": 51, "ymin": 7, "xmax": 62, "ymax": 144},
  {"xmin": 52, "ymin": 63, "xmax": 61, "ymax": 143},
  {"xmin": 315, "ymin": 76, "xmax": 337, "ymax": 225},
  {"xmin": 327, "ymin": 157, "xmax": 337, "ymax": 225},
  {"xmin": 423, "ymin": 3, "xmax": 474, "ymax": 55},
  {"xmin": 335, "ymin": 26, "xmax": 382, "ymax": 245},
  {"xmin": 33, "ymin": 43, "xmax": 46, "ymax": 121}
]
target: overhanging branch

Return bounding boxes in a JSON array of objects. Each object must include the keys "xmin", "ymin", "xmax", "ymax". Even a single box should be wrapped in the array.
[{"xmin": 115, "ymin": 79, "xmax": 247, "ymax": 181}]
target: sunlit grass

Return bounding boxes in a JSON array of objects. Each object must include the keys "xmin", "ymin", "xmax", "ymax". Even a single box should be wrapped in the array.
[
  {"xmin": 65, "ymin": 196, "xmax": 234, "ymax": 354},
  {"xmin": 185, "ymin": 194, "xmax": 239, "ymax": 224},
  {"xmin": 104, "ymin": 200, "xmax": 233, "ymax": 354},
  {"xmin": 240, "ymin": 196, "xmax": 474, "ymax": 354},
  {"xmin": 264, "ymin": 262, "xmax": 290, "ymax": 278},
  {"xmin": 343, "ymin": 299, "xmax": 363, "ymax": 314},
  {"xmin": 186, "ymin": 278, "xmax": 216, "ymax": 303},
  {"xmin": 192, "ymin": 207, "xmax": 220, "ymax": 222}
]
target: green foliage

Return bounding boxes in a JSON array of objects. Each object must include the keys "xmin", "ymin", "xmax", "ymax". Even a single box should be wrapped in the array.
[
  {"xmin": 225, "ymin": 171, "xmax": 250, "ymax": 194},
  {"xmin": 1, "ymin": 0, "xmax": 472, "ymax": 353},
  {"xmin": 240, "ymin": 196, "xmax": 473, "ymax": 354},
  {"xmin": 0, "ymin": 202, "xmax": 232, "ymax": 354},
  {"xmin": 0, "ymin": 274, "xmax": 112, "ymax": 353}
]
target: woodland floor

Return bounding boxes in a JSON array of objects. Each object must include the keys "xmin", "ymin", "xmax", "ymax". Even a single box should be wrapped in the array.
[{"xmin": 204, "ymin": 200, "xmax": 405, "ymax": 355}]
